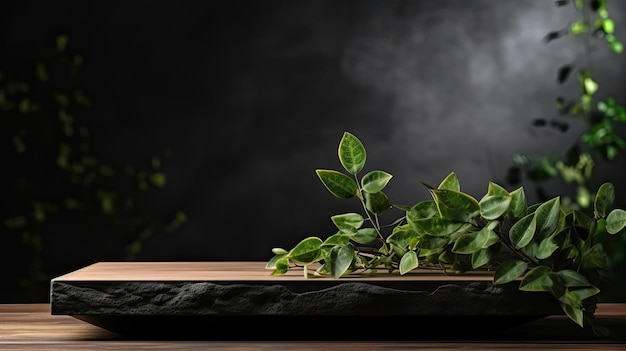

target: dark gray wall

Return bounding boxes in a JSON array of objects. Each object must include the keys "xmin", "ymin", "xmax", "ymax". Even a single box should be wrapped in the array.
[{"xmin": 2, "ymin": 0, "xmax": 626, "ymax": 301}]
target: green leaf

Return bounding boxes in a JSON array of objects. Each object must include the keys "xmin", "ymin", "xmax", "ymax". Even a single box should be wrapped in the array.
[
  {"xmin": 412, "ymin": 217, "xmax": 469, "ymax": 237},
  {"xmin": 408, "ymin": 233, "xmax": 419, "ymax": 251},
  {"xmin": 315, "ymin": 262, "xmax": 330, "ymax": 275},
  {"xmin": 573, "ymin": 209, "xmax": 594, "ymax": 230},
  {"xmin": 606, "ymin": 209, "xmax": 626, "ymax": 234},
  {"xmin": 316, "ymin": 169, "xmax": 357, "ymax": 198},
  {"xmin": 438, "ymin": 251, "xmax": 456, "ymax": 264},
  {"xmin": 289, "ymin": 237, "xmax": 323, "ymax": 264},
  {"xmin": 266, "ymin": 253, "xmax": 287, "ymax": 269},
  {"xmin": 472, "ymin": 248, "xmax": 492, "ymax": 269},
  {"xmin": 487, "ymin": 182, "xmax": 509, "ymax": 197},
  {"xmin": 507, "ymin": 187, "xmax": 527, "ymax": 222},
  {"xmin": 582, "ymin": 243, "xmax": 608, "ymax": 268},
  {"xmin": 418, "ymin": 248, "xmax": 441, "ymax": 258},
  {"xmin": 586, "ymin": 216, "xmax": 602, "ymax": 240},
  {"xmin": 574, "ymin": 0, "xmax": 583, "ymax": 9},
  {"xmin": 406, "ymin": 200, "xmax": 438, "ymax": 223},
  {"xmin": 322, "ymin": 233, "xmax": 351, "ymax": 246},
  {"xmin": 561, "ymin": 288, "xmax": 581, "ymax": 306},
  {"xmin": 338, "ymin": 131, "xmax": 366, "ymax": 174},
  {"xmin": 329, "ymin": 245, "xmax": 354, "ymax": 278},
  {"xmin": 364, "ymin": 191, "xmax": 391, "ymax": 214},
  {"xmin": 352, "ymin": 228, "xmax": 379, "ymax": 245},
  {"xmin": 603, "ymin": 18, "xmax": 615, "ymax": 34},
  {"xmin": 270, "ymin": 257, "xmax": 290, "ymax": 276},
  {"xmin": 567, "ymin": 286, "xmax": 600, "ymax": 301},
  {"xmin": 561, "ymin": 302, "xmax": 584, "ymax": 328},
  {"xmin": 415, "ymin": 234, "xmax": 448, "ymax": 250},
  {"xmin": 451, "ymin": 259, "xmax": 470, "ymax": 273},
  {"xmin": 494, "ymin": 259, "xmax": 528, "ymax": 285},
  {"xmin": 479, "ymin": 195, "xmax": 511, "ymax": 220},
  {"xmin": 472, "ymin": 243, "xmax": 501, "ymax": 269},
  {"xmin": 452, "ymin": 227, "xmax": 493, "ymax": 254},
  {"xmin": 430, "ymin": 189, "xmax": 480, "ymax": 222},
  {"xmin": 509, "ymin": 212, "xmax": 536, "ymax": 249},
  {"xmin": 527, "ymin": 203, "xmax": 541, "ymax": 214},
  {"xmin": 482, "ymin": 226, "xmax": 500, "ymax": 247},
  {"xmin": 387, "ymin": 224, "xmax": 417, "ymax": 248},
  {"xmin": 389, "ymin": 242, "xmax": 407, "ymax": 258},
  {"xmin": 331, "ymin": 213, "xmax": 364, "ymax": 233},
  {"xmin": 519, "ymin": 266, "xmax": 554, "ymax": 292},
  {"xmin": 534, "ymin": 197, "xmax": 561, "ymax": 238},
  {"xmin": 521, "ymin": 241, "xmax": 539, "ymax": 260},
  {"xmin": 557, "ymin": 270, "xmax": 590, "ymax": 287},
  {"xmin": 485, "ymin": 219, "xmax": 498, "ymax": 230},
  {"xmin": 594, "ymin": 182, "xmax": 615, "ymax": 218},
  {"xmin": 570, "ymin": 21, "xmax": 588, "ymax": 35},
  {"xmin": 361, "ymin": 170, "xmax": 393, "ymax": 193},
  {"xmin": 271, "ymin": 248, "xmax": 288, "ymax": 255},
  {"xmin": 577, "ymin": 186, "xmax": 591, "ymax": 212},
  {"xmin": 551, "ymin": 227, "xmax": 571, "ymax": 249},
  {"xmin": 583, "ymin": 76, "xmax": 598, "ymax": 95},
  {"xmin": 608, "ymin": 37, "xmax": 624, "ymax": 53},
  {"xmin": 438, "ymin": 172, "xmax": 460, "ymax": 191},
  {"xmin": 536, "ymin": 236, "xmax": 559, "ymax": 259},
  {"xmin": 399, "ymin": 251, "xmax": 419, "ymax": 275}
]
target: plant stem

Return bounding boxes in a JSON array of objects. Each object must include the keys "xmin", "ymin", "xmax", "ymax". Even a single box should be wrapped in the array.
[
  {"xmin": 495, "ymin": 230, "xmax": 539, "ymax": 265},
  {"xmin": 353, "ymin": 173, "xmax": 389, "ymax": 253}
]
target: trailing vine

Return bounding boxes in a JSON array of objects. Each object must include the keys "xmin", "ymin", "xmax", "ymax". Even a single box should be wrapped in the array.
[
  {"xmin": 505, "ymin": 0, "xmax": 626, "ymax": 302},
  {"xmin": 268, "ymin": 131, "xmax": 626, "ymax": 335},
  {"xmin": 508, "ymin": 0, "xmax": 625, "ymax": 211}
]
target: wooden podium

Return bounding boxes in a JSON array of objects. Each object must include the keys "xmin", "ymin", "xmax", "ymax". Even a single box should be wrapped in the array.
[{"xmin": 49, "ymin": 261, "xmax": 614, "ymax": 341}]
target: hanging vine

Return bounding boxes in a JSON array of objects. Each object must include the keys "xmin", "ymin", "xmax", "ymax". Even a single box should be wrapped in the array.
[
  {"xmin": 507, "ymin": 0, "xmax": 624, "ymax": 210},
  {"xmin": 1, "ymin": 35, "xmax": 187, "ymax": 293}
]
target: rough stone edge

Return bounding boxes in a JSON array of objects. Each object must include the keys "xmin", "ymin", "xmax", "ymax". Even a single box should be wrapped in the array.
[{"xmin": 51, "ymin": 280, "xmax": 563, "ymax": 316}]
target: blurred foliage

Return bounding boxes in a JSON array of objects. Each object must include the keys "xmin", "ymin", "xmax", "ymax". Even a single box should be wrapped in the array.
[
  {"xmin": 506, "ymin": 0, "xmax": 625, "ymax": 300},
  {"xmin": 1, "ymin": 34, "xmax": 187, "ymax": 292}
]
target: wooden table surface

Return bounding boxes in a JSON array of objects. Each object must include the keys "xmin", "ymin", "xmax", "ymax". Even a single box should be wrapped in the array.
[
  {"xmin": 1, "ymin": 303, "xmax": 625, "ymax": 350},
  {"xmin": 51, "ymin": 261, "xmax": 498, "ymax": 281}
]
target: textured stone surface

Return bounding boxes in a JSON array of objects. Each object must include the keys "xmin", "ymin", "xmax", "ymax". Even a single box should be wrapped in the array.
[{"xmin": 51, "ymin": 280, "xmax": 563, "ymax": 316}]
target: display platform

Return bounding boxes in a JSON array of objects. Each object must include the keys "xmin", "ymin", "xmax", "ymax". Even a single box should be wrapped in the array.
[{"xmin": 50, "ymin": 261, "xmax": 570, "ymax": 340}]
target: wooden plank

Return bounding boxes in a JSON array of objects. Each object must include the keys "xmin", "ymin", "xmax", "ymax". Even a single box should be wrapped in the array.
[
  {"xmin": 596, "ymin": 303, "xmax": 626, "ymax": 316},
  {"xmin": 52, "ymin": 261, "xmax": 496, "ymax": 282},
  {"xmin": 0, "ymin": 305, "xmax": 118, "ymax": 342},
  {"xmin": 1, "ymin": 304, "xmax": 625, "ymax": 350},
  {"xmin": 0, "ymin": 304, "xmax": 50, "ymax": 313}
]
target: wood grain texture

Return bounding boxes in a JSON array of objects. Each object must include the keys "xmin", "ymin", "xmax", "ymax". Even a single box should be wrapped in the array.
[
  {"xmin": 52, "ymin": 261, "xmax": 497, "ymax": 282},
  {"xmin": 1, "ymin": 304, "xmax": 625, "ymax": 350}
]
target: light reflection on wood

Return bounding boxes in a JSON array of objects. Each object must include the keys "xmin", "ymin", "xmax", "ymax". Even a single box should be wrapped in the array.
[{"xmin": 52, "ymin": 261, "xmax": 498, "ymax": 281}]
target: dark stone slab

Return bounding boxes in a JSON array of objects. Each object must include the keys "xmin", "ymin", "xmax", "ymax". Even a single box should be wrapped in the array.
[
  {"xmin": 49, "ymin": 262, "xmax": 567, "ymax": 339},
  {"xmin": 51, "ymin": 280, "xmax": 562, "ymax": 316}
]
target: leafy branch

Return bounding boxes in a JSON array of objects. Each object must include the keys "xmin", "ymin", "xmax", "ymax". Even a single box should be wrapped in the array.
[
  {"xmin": 268, "ymin": 131, "xmax": 626, "ymax": 333},
  {"xmin": 509, "ymin": 0, "xmax": 625, "ymax": 210}
]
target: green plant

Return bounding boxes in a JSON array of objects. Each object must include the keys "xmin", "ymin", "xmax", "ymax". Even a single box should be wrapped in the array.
[
  {"xmin": 268, "ymin": 131, "xmax": 626, "ymax": 334},
  {"xmin": 509, "ymin": 0, "xmax": 625, "ymax": 210},
  {"xmin": 1, "ymin": 34, "xmax": 187, "ymax": 292},
  {"xmin": 506, "ymin": 0, "xmax": 626, "ymax": 302}
]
